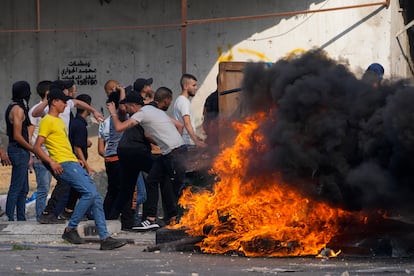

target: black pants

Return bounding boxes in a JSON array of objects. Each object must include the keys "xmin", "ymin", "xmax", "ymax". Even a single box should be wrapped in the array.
[
  {"xmin": 110, "ymin": 147, "xmax": 152, "ymax": 228},
  {"xmin": 43, "ymin": 179, "xmax": 69, "ymax": 216},
  {"xmin": 65, "ymin": 187, "xmax": 80, "ymax": 211},
  {"xmin": 103, "ymin": 158, "xmax": 122, "ymax": 219},
  {"xmin": 143, "ymin": 146, "xmax": 187, "ymax": 221}
]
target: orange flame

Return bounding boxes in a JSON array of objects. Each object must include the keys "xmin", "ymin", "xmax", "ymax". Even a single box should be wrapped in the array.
[{"xmin": 174, "ymin": 113, "xmax": 353, "ymax": 257}]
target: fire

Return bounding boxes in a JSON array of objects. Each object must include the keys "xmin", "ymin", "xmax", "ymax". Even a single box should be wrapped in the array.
[{"xmin": 174, "ymin": 113, "xmax": 354, "ymax": 257}]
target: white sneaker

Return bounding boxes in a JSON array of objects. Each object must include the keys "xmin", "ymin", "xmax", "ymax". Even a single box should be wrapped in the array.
[{"xmin": 131, "ymin": 219, "xmax": 160, "ymax": 231}]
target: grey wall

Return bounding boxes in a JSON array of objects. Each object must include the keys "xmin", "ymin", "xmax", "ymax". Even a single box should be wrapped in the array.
[{"xmin": 0, "ymin": 0, "xmax": 408, "ymax": 144}]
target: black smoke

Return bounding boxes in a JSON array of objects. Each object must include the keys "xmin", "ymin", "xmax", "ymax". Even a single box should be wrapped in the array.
[{"xmin": 238, "ymin": 50, "xmax": 414, "ymax": 212}]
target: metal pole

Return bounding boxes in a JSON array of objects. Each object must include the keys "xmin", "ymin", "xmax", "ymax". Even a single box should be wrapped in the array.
[
  {"xmin": 181, "ymin": 0, "xmax": 187, "ymax": 75},
  {"xmin": 186, "ymin": 1, "xmax": 390, "ymax": 25},
  {"xmin": 36, "ymin": 0, "xmax": 41, "ymax": 32},
  {"xmin": 0, "ymin": 1, "xmax": 389, "ymax": 34}
]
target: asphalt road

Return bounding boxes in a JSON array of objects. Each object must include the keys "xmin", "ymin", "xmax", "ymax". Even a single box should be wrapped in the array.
[{"xmin": 0, "ymin": 242, "xmax": 414, "ymax": 276}]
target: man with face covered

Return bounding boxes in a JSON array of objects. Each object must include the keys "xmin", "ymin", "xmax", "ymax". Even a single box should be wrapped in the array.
[
  {"xmin": 5, "ymin": 81, "xmax": 34, "ymax": 221},
  {"xmin": 133, "ymin": 77, "xmax": 154, "ymax": 104}
]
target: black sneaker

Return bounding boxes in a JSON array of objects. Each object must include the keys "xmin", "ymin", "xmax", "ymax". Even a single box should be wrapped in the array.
[
  {"xmin": 38, "ymin": 213, "xmax": 66, "ymax": 224},
  {"xmin": 100, "ymin": 237, "xmax": 127, "ymax": 250},
  {"xmin": 58, "ymin": 210, "xmax": 73, "ymax": 220},
  {"xmin": 58, "ymin": 212, "xmax": 88, "ymax": 221},
  {"xmin": 62, "ymin": 228, "xmax": 85, "ymax": 244},
  {"xmin": 131, "ymin": 219, "xmax": 160, "ymax": 232}
]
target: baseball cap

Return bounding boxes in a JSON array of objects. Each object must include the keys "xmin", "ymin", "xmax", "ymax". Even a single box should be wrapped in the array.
[
  {"xmin": 366, "ymin": 63, "xmax": 384, "ymax": 80},
  {"xmin": 47, "ymin": 87, "xmax": 71, "ymax": 103},
  {"xmin": 50, "ymin": 80, "xmax": 75, "ymax": 90}
]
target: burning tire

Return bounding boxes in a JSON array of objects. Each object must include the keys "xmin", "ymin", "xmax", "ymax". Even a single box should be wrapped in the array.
[{"xmin": 156, "ymin": 228, "xmax": 188, "ymax": 244}]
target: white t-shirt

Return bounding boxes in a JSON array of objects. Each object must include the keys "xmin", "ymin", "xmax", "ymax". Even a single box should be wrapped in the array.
[
  {"xmin": 28, "ymin": 101, "xmax": 44, "ymax": 145},
  {"xmin": 131, "ymin": 105, "xmax": 184, "ymax": 155},
  {"xmin": 173, "ymin": 95, "xmax": 195, "ymax": 145}
]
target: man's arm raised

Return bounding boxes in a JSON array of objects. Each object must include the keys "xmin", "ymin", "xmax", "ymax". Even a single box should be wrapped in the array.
[
  {"xmin": 73, "ymin": 99, "xmax": 104, "ymax": 123},
  {"xmin": 106, "ymin": 101, "xmax": 138, "ymax": 132}
]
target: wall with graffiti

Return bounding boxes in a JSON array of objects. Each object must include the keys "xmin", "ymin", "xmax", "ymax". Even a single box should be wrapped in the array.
[{"xmin": 0, "ymin": 0, "xmax": 408, "ymax": 138}]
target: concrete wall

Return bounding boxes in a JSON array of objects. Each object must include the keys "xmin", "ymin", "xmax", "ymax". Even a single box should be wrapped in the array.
[{"xmin": 0, "ymin": 0, "xmax": 409, "ymax": 143}]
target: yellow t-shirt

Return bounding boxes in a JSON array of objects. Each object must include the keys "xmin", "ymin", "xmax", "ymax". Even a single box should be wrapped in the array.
[{"xmin": 38, "ymin": 114, "xmax": 78, "ymax": 164}]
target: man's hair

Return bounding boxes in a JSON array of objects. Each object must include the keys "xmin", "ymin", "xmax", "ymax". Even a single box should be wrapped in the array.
[
  {"xmin": 104, "ymin": 80, "xmax": 119, "ymax": 92},
  {"xmin": 36, "ymin": 80, "xmax": 52, "ymax": 99},
  {"xmin": 76, "ymin": 94, "xmax": 92, "ymax": 114},
  {"xmin": 154, "ymin": 86, "xmax": 173, "ymax": 102},
  {"xmin": 68, "ymin": 84, "xmax": 76, "ymax": 94},
  {"xmin": 180, "ymin": 73, "xmax": 197, "ymax": 90}
]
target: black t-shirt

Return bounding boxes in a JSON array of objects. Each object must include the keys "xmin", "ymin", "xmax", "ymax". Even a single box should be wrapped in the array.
[
  {"xmin": 69, "ymin": 114, "xmax": 88, "ymax": 160},
  {"xmin": 118, "ymin": 124, "xmax": 151, "ymax": 152}
]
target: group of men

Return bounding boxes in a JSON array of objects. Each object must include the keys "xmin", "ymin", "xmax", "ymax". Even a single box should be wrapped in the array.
[
  {"xmin": 0, "ymin": 72, "xmax": 210, "ymax": 249},
  {"xmin": 100, "ymin": 74, "xmax": 207, "ymax": 231}
]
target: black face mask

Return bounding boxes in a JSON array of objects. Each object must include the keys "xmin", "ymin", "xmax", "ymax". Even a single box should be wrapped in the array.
[{"xmin": 23, "ymin": 95, "xmax": 30, "ymax": 107}]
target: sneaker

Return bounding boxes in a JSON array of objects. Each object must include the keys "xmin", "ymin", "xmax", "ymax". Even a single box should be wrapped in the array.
[
  {"xmin": 58, "ymin": 213, "xmax": 88, "ymax": 221},
  {"xmin": 62, "ymin": 228, "xmax": 85, "ymax": 244},
  {"xmin": 58, "ymin": 209, "xmax": 73, "ymax": 220},
  {"xmin": 131, "ymin": 219, "xmax": 160, "ymax": 232},
  {"xmin": 100, "ymin": 237, "xmax": 127, "ymax": 250},
  {"xmin": 38, "ymin": 213, "xmax": 66, "ymax": 224},
  {"xmin": 121, "ymin": 225, "xmax": 136, "ymax": 232}
]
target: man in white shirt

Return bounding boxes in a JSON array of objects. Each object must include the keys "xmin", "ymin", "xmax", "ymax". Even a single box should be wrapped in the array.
[{"xmin": 173, "ymin": 74, "xmax": 207, "ymax": 148}]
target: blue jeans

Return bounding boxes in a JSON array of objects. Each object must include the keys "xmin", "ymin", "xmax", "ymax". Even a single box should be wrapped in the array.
[
  {"xmin": 33, "ymin": 156, "xmax": 52, "ymax": 218},
  {"xmin": 136, "ymin": 172, "xmax": 147, "ymax": 205},
  {"xmin": 56, "ymin": 162, "xmax": 110, "ymax": 240},
  {"xmin": 134, "ymin": 172, "xmax": 147, "ymax": 223},
  {"xmin": 6, "ymin": 145, "xmax": 30, "ymax": 221}
]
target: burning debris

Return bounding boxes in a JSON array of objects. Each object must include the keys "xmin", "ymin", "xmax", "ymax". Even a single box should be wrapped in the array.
[
  {"xmin": 171, "ymin": 50, "xmax": 414, "ymax": 257},
  {"xmin": 316, "ymin": 248, "xmax": 341, "ymax": 259}
]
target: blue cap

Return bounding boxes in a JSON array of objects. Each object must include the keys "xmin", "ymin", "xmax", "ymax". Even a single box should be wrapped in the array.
[{"xmin": 366, "ymin": 63, "xmax": 384, "ymax": 80}]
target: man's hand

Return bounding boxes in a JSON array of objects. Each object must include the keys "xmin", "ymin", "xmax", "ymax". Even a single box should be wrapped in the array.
[
  {"xmin": 87, "ymin": 167, "xmax": 97, "ymax": 176},
  {"xmin": 106, "ymin": 101, "xmax": 116, "ymax": 115},
  {"xmin": 78, "ymin": 159, "xmax": 85, "ymax": 168},
  {"xmin": 0, "ymin": 149, "xmax": 11, "ymax": 166},
  {"xmin": 92, "ymin": 110, "xmax": 104, "ymax": 123},
  {"xmin": 50, "ymin": 161, "xmax": 63, "ymax": 175},
  {"xmin": 195, "ymin": 138, "xmax": 207, "ymax": 148}
]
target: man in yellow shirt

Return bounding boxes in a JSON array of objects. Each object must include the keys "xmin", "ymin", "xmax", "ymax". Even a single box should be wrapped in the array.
[{"xmin": 33, "ymin": 87, "xmax": 126, "ymax": 250}]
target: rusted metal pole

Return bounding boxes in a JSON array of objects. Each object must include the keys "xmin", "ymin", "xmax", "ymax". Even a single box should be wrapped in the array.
[
  {"xmin": 0, "ymin": 1, "xmax": 389, "ymax": 34},
  {"xmin": 186, "ymin": 1, "xmax": 390, "ymax": 25},
  {"xmin": 0, "ymin": 23, "xmax": 182, "ymax": 33},
  {"xmin": 181, "ymin": 0, "xmax": 187, "ymax": 75},
  {"xmin": 36, "ymin": 0, "xmax": 41, "ymax": 32}
]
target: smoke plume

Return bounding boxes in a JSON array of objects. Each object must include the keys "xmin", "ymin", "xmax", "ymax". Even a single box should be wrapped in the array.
[{"xmin": 238, "ymin": 50, "xmax": 414, "ymax": 212}]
